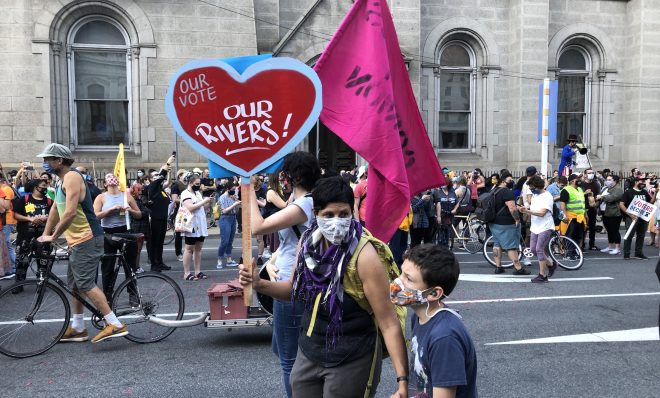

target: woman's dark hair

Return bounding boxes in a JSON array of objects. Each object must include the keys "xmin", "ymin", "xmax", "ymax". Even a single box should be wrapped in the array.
[
  {"xmin": 610, "ymin": 174, "xmax": 620, "ymax": 183},
  {"xmin": 281, "ymin": 152, "xmax": 321, "ymax": 191},
  {"xmin": 26, "ymin": 179, "xmax": 45, "ymax": 193},
  {"xmin": 403, "ymin": 244, "xmax": 460, "ymax": 296},
  {"xmin": 312, "ymin": 176, "xmax": 354, "ymax": 212},
  {"xmin": 267, "ymin": 173, "xmax": 284, "ymax": 198},
  {"xmin": 526, "ymin": 175, "xmax": 545, "ymax": 190},
  {"xmin": 515, "ymin": 176, "xmax": 527, "ymax": 191},
  {"xmin": 223, "ymin": 180, "xmax": 236, "ymax": 194}
]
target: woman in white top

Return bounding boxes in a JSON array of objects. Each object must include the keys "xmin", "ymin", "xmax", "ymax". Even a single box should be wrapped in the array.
[
  {"xmin": 180, "ymin": 172, "xmax": 213, "ymax": 281},
  {"xmin": 519, "ymin": 175, "xmax": 557, "ymax": 283}
]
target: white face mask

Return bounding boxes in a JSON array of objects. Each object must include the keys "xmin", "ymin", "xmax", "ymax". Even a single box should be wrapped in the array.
[
  {"xmin": 587, "ymin": 173, "xmax": 595, "ymax": 180},
  {"xmin": 316, "ymin": 217, "xmax": 352, "ymax": 245}
]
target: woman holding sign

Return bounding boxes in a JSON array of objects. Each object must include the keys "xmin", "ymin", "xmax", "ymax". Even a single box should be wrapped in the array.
[
  {"xmin": 240, "ymin": 176, "xmax": 408, "ymax": 398},
  {"xmin": 245, "ymin": 152, "xmax": 320, "ymax": 398},
  {"xmin": 619, "ymin": 176, "xmax": 654, "ymax": 260}
]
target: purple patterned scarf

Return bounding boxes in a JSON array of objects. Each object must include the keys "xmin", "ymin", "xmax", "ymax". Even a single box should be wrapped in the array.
[{"xmin": 292, "ymin": 218, "xmax": 362, "ymax": 350}]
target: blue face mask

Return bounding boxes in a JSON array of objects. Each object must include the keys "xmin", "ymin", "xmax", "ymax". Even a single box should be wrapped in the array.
[{"xmin": 42, "ymin": 161, "xmax": 55, "ymax": 174}]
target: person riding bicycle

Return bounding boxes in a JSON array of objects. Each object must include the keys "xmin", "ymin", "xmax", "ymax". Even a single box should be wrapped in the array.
[
  {"xmin": 37, "ymin": 143, "xmax": 128, "ymax": 343},
  {"xmin": 12, "ymin": 178, "xmax": 53, "ymax": 293},
  {"xmin": 93, "ymin": 173, "xmax": 142, "ymax": 303}
]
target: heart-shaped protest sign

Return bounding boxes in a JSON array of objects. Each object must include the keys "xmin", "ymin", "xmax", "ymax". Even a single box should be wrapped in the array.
[{"xmin": 165, "ymin": 58, "xmax": 322, "ymax": 176}]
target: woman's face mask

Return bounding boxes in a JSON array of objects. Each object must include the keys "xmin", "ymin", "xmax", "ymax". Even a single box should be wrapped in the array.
[
  {"xmin": 137, "ymin": 172, "xmax": 144, "ymax": 178},
  {"xmin": 317, "ymin": 217, "xmax": 352, "ymax": 245},
  {"xmin": 389, "ymin": 277, "xmax": 433, "ymax": 306},
  {"xmin": 605, "ymin": 180, "xmax": 615, "ymax": 188}
]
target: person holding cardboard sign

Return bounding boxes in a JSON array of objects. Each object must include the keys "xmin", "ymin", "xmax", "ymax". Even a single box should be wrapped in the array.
[{"xmin": 619, "ymin": 175, "xmax": 654, "ymax": 260}]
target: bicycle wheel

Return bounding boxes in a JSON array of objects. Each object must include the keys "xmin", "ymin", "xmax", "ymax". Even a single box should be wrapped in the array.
[
  {"xmin": 163, "ymin": 220, "xmax": 175, "ymax": 245},
  {"xmin": 460, "ymin": 224, "xmax": 483, "ymax": 254},
  {"xmin": 0, "ymin": 280, "xmax": 70, "ymax": 358},
  {"xmin": 548, "ymin": 235, "xmax": 583, "ymax": 270},
  {"xmin": 112, "ymin": 272, "xmax": 184, "ymax": 343},
  {"xmin": 482, "ymin": 235, "xmax": 522, "ymax": 268}
]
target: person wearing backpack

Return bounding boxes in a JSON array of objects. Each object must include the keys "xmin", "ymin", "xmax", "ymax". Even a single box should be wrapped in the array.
[
  {"xmin": 239, "ymin": 176, "xmax": 409, "ymax": 398},
  {"xmin": 11, "ymin": 179, "xmax": 53, "ymax": 292},
  {"xmin": 485, "ymin": 170, "xmax": 530, "ymax": 275}
]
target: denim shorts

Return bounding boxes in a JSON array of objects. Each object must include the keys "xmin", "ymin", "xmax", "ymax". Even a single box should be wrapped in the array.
[{"xmin": 490, "ymin": 223, "xmax": 521, "ymax": 251}]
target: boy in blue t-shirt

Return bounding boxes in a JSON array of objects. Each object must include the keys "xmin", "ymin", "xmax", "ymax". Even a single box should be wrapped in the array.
[{"xmin": 390, "ymin": 244, "xmax": 477, "ymax": 398}]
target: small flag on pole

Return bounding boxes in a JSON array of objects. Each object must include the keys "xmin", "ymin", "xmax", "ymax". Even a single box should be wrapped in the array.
[{"xmin": 114, "ymin": 143, "xmax": 130, "ymax": 229}]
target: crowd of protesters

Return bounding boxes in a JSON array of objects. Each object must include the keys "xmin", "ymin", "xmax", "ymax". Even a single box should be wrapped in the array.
[{"xmin": 2, "ymin": 144, "xmax": 660, "ymax": 397}]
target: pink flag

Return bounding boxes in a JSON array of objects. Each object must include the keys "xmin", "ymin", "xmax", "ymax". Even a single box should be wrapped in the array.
[{"xmin": 314, "ymin": 0, "xmax": 445, "ymax": 241}]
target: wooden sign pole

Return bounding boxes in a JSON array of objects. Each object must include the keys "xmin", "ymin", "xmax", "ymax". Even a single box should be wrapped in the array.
[{"xmin": 241, "ymin": 177, "xmax": 253, "ymax": 306}]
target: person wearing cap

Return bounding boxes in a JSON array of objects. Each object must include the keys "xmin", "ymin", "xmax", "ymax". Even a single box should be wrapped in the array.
[
  {"xmin": 619, "ymin": 175, "xmax": 654, "ymax": 260},
  {"xmin": 353, "ymin": 165, "xmax": 368, "ymax": 226},
  {"xmin": 36, "ymin": 143, "xmax": 128, "ymax": 343},
  {"xmin": 559, "ymin": 173, "xmax": 587, "ymax": 249},
  {"xmin": 558, "ymin": 134, "xmax": 579, "ymax": 177},
  {"xmin": 93, "ymin": 173, "xmax": 142, "ymax": 302},
  {"xmin": 146, "ymin": 155, "xmax": 175, "ymax": 272}
]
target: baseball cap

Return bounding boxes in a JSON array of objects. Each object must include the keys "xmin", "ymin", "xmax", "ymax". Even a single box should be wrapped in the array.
[
  {"xmin": 193, "ymin": 167, "xmax": 203, "ymax": 174},
  {"xmin": 357, "ymin": 165, "xmax": 368, "ymax": 179},
  {"xmin": 37, "ymin": 143, "xmax": 73, "ymax": 159},
  {"xmin": 526, "ymin": 166, "xmax": 537, "ymax": 176}
]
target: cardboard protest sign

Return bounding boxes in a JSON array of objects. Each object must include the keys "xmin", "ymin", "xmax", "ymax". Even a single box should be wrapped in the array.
[
  {"xmin": 626, "ymin": 198, "xmax": 654, "ymax": 222},
  {"xmin": 165, "ymin": 56, "xmax": 322, "ymax": 306},
  {"xmin": 165, "ymin": 57, "xmax": 322, "ymax": 177}
]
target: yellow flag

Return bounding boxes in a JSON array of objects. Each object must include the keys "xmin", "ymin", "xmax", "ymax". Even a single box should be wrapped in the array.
[{"xmin": 113, "ymin": 143, "xmax": 127, "ymax": 192}]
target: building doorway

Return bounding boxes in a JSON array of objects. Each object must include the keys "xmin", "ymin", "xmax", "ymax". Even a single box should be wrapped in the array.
[{"xmin": 308, "ymin": 122, "xmax": 356, "ymax": 172}]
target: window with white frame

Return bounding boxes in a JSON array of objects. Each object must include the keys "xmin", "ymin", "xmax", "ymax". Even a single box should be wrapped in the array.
[
  {"xmin": 557, "ymin": 47, "xmax": 590, "ymax": 146},
  {"xmin": 68, "ymin": 17, "xmax": 130, "ymax": 147},
  {"xmin": 437, "ymin": 42, "xmax": 474, "ymax": 150}
]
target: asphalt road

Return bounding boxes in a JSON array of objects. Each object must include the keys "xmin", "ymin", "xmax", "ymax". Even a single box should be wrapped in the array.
[{"xmin": 1, "ymin": 230, "xmax": 659, "ymax": 398}]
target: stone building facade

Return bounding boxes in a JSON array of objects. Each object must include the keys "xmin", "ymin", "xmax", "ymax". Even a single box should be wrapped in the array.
[{"xmin": 1, "ymin": 0, "xmax": 658, "ymax": 173}]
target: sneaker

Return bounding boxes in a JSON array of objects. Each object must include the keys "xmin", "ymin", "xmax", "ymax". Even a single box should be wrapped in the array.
[
  {"xmin": 513, "ymin": 267, "xmax": 531, "ymax": 275},
  {"xmin": 135, "ymin": 267, "xmax": 145, "ymax": 274},
  {"xmin": 589, "ymin": 246, "xmax": 600, "ymax": 251},
  {"xmin": 531, "ymin": 274, "xmax": 548, "ymax": 283},
  {"xmin": 0, "ymin": 271, "xmax": 16, "ymax": 280},
  {"xmin": 177, "ymin": 255, "xmax": 183, "ymax": 262},
  {"xmin": 11, "ymin": 285, "xmax": 24, "ymax": 294},
  {"xmin": 609, "ymin": 249, "xmax": 620, "ymax": 255},
  {"xmin": 226, "ymin": 260, "xmax": 238, "ymax": 268},
  {"xmin": 493, "ymin": 267, "xmax": 505, "ymax": 274},
  {"xmin": 159, "ymin": 264, "xmax": 172, "ymax": 271},
  {"xmin": 522, "ymin": 258, "xmax": 532, "ymax": 267},
  {"xmin": 633, "ymin": 254, "xmax": 649, "ymax": 260},
  {"xmin": 547, "ymin": 263, "xmax": 557, "ymax": 278},
  {"xmin": 91, "ymin": 323, "xmax": 128, "ymax": 344},
  {"xmin": 150, "ymin": 266, "xmax": 162, "ymax": 272},
  {"xmin": 60, "ymin": 327, "xmax": 89, "ymax": 342},
  {"xmin": 600, "ymin": 247, "xmax": 613, "ymax": 253}
]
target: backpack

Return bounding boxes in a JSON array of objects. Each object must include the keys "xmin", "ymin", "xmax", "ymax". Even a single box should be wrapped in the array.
[
  {"xmin": 342, "ymin": 229, "xmax": 407, "ymax": 397},
  {"xmin": 476, "ymin": 187, "xmax": 506, "ymax": 223},
  {"xmin": 552, "ymin": 202, "xmax": 563, "ymax": 226}
]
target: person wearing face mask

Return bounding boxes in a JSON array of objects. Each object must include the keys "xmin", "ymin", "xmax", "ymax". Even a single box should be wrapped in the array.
[
  {"xmin": 597, "ymin": 174, "xmax": 623, "ymax": 255},
  {"xmin": 93, "ymin": 173, "xmax": 142, "ymax": 302},
  {"xmin": 242, "ymin": 152, "xmax": 321, "ymax": 398},
  {"xmin": 391, "ymin": 244, "xmax": 477, "ymax": 397},
  {"xmin": 239, "ymin": 176, "xmax": 409, "ymax": 398},
  {"xmin": 11, "ymin": 179, "xmax": 53, "ymax": 292},
  {"xmin": 490, "ymin": 170, "xmax": 529, "ymax": 275},
  {"xmin": 146, "ymin": 156, "xmax": 175, "ymax": 272},
  {"xmin": 216, "ymin": 181, "xmax": 241, "ymax": 269},
  {"xmin": 559, "ymin": 174, "xmax": 587, "ymax": 250},
  {"xmin": 180, "ymin": 172, "xmax": 213, "ymax": 280},
  {"xmin": 434, "ymin": 184, "xmax": 457, "ymax": 249},
  {"xmin": 619, "ymin": 176, "xmax": 654, "ymax": 260},
  {"xmin": 519, "ymin": 176, "xmax": 557, "ymax": 283},
  {"xmin": 582, "ymin": 168, "xmax": 602, "ymax": 250}
]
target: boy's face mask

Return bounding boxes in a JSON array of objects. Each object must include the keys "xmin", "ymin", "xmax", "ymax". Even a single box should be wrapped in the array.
[{"xmin": 389, "ymin": 277, "xmax": 436, "ymax": 306}]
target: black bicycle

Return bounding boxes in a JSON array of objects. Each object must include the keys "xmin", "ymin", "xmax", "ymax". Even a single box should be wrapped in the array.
[{"xmin": 0, "ymin": 237, "xmax": 185, "ymax": 358}]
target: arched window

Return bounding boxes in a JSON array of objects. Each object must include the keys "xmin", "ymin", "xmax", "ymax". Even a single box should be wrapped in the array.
[
  {"xmin": 557, "ymin": 46, "xmax": 590, "ymax": 146},
  {"xmin": 68, "ymin": 17, "xmax": 130, "ymax": 147},
  {"xmin": 437, "ymin": 42, "xmax": 474, "ymax": 150}
]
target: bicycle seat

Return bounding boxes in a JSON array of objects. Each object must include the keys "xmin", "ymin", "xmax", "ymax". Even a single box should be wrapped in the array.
[{"xmin": 106, "ymin": 233, "xmax": 144, "ymax": 245}]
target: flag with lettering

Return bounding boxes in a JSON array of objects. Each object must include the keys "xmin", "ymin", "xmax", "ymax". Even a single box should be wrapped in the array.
[{"xmin": 314, "ymin": 0, "xmax": 444, "ymax": 241}]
